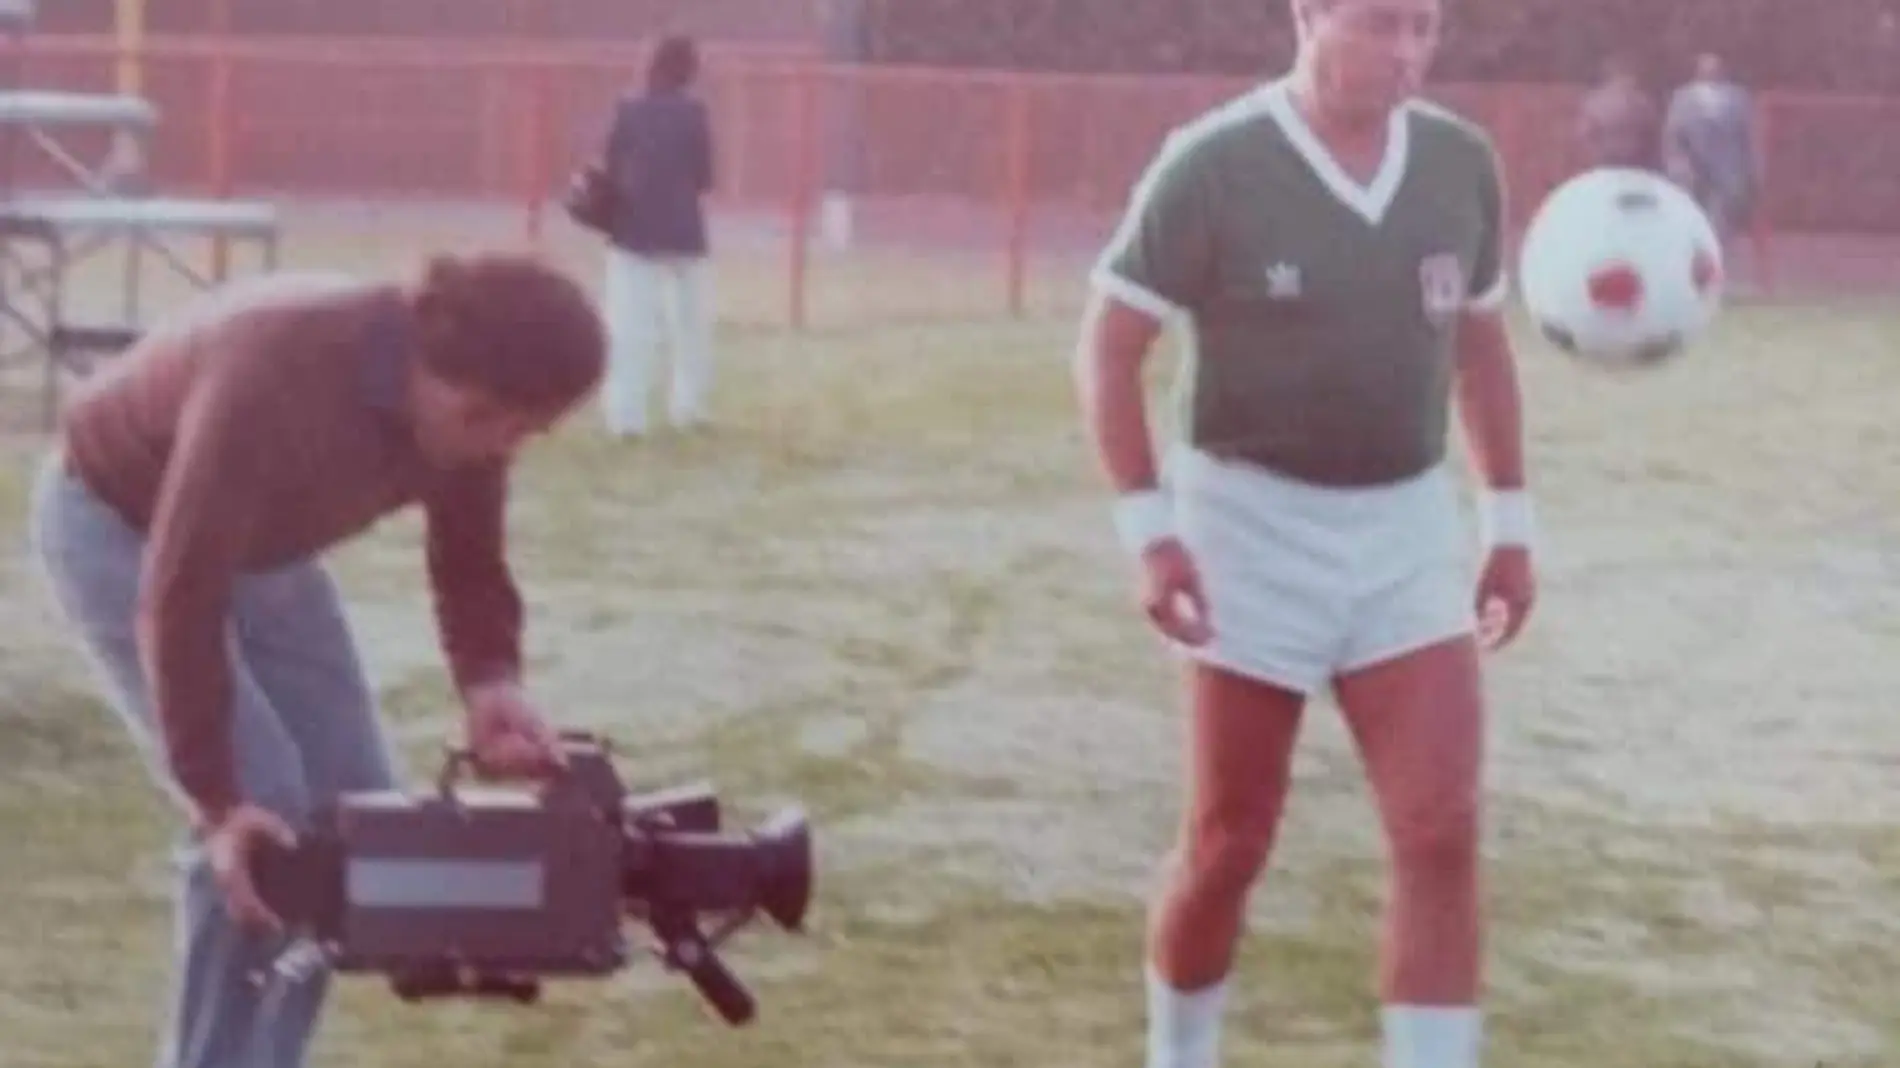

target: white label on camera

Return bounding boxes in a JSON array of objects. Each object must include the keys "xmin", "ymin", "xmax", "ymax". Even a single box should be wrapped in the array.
[{"xmin": 346, "ymin": 859, "xmax": 545, "ymax": 910}]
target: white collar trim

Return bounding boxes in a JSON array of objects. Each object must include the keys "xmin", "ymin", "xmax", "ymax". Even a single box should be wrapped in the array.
[{"xmin": 1260, "ymin": 79, "xmax": 1413, "ymax": 226}]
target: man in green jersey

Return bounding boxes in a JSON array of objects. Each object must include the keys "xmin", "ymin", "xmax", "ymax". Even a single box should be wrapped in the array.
[{"xmin": 1071, "ymin": 1, "xmax": 1535, "ymax": 1066}]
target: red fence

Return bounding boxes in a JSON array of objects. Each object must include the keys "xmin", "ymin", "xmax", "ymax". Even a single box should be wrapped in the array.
[
  {"xmin": 31, "ymin": 0, "xmax": 822, "ymax": 45},
  {"xmin": 5, "ymin": 35, "xmax": 1898, "ymax": 324}
]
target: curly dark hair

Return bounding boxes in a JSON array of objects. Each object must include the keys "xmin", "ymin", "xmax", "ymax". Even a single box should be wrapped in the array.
[{"xmin": 411, "ymin": 252, "xmax": 605, "ymax": 413}]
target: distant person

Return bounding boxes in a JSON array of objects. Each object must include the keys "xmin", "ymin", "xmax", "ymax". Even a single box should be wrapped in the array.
[
  {"xmin": 28, "ymin": 253, "xmax": 603, "ymax": 1068},
  {"xmin": 1663, "ymin": 53, "xmax": 1760, "ymax": 252},
  {"xmin": 597, "ymin": 34, "xmax": 719, "ymax": 438},
  {"xmin": 1575, "ymin": 55, "xmax": 1660, "ymax": 171}
]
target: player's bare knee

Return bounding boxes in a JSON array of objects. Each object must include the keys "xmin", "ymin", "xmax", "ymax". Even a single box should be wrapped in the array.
[
  {"xmin": 1179, "ymin": 818, "xmax": 1276, "ymax": 902},
  {"xmin": 1386, "ymin": 798, "xmax": 1479, "ymax": 875}
]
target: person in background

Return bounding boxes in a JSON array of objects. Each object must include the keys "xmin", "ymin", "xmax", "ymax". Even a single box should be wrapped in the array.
[
  {"xmin": 598, "ymin": 33, "xmax": 719, "ymax": 439},
  {"xmin": 1575, "ymin": 54, "xmax": 1661, "ymax": 172},
  {"xmin": 1662, "ymin": 52, "xmax": 1760, "ymax": 255}
]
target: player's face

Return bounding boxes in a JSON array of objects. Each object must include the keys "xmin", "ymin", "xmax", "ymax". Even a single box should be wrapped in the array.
[
  {"xmin": 1303, "ymin": 0, "xmax": 1442, "ymax": 118},
  {"xmin": 409, "ymin": 371, "xmax": 556, "ymax": 466}
]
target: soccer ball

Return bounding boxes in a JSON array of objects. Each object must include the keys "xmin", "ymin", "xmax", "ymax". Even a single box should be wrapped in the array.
[{"xmin": 1517, "ymin": 167, "xmax": 1725, "ymax": 369}]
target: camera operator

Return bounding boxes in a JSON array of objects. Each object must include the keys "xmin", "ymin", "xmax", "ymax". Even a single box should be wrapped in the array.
[{"xmin": 27, "ymin": 253, "xmax": 606, "ymax": 1068}]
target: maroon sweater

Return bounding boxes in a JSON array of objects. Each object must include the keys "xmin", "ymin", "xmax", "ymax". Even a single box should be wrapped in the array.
[{"xmin": 60, "ymin": 273, "xmax": 523, "ymax": 824}]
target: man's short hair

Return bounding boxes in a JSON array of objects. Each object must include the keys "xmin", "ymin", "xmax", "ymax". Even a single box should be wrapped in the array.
[
  {"xmin": 413, "ymin": 253, "xmax": 606, "ymax": 413},
  {"xmin": 647, "ymin": 35, "xmax": 700, "ymax": 93}
]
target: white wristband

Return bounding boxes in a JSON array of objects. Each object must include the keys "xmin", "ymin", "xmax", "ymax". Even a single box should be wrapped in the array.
[
  {"xmin": 1479, "ymin": 488, "xmax": 1536, "ymax": 550},
  {"xmin": 1112, "ymin": 489, "xmax": 1175, "ymax": 556}
]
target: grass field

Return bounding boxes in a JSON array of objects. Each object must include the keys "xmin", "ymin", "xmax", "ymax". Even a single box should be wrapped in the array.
[{"xmin": 0, "ymin": 216, "xmax": 1897, "ymax": 1068}]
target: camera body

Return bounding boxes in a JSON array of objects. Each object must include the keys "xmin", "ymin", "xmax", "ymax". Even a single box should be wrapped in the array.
[{"xmin": 252, "ymin": 733, "xmax": 809, "ymax": 1023}]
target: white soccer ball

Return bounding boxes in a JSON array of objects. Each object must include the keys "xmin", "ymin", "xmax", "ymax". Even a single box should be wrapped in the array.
[{"xmin": 1517, "ymin": 167, "xmax": 1725, "ymax": 369}]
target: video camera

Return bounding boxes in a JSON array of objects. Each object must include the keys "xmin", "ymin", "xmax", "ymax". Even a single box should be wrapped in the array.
[{"xmin": 250, "ymin": 731, "xmax": 812, "ymax": 1025}]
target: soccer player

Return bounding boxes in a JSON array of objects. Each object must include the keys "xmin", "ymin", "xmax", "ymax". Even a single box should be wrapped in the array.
[
  {"xmin": 1071, "ymin": 1, "xmax": 1535, "ymax": 1066},
  {"xmin": 27, "ymin": 253, "xmax": 606, "ymax": 1068},
  {"xmin": 1662, "ymin": 53, "xmax": 1759, "ymax": 255}
]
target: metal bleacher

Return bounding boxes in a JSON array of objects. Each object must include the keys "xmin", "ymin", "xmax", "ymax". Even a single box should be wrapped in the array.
[{"xmin": 0, "ymin": 0, "xmax": 281, "ymax": 426}]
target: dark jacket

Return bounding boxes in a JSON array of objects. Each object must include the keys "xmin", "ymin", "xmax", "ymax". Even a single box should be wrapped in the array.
[{"xmin": 603, "ymin": 89, "xmax": 715, "ymax": 257}]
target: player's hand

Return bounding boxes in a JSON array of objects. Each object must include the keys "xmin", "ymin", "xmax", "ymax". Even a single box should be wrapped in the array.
[
  {"xmin": 1475, "ymin": 545, "xmax": 1535, "ymax": 651},
  {"xmin": 464, "ymin": 680, "xmax": 569, "ymax": 779},
  {"xmin": 202, "ymin": 803, "xmax": 298, "ymax": 932},
  {"xmin": 1140, "ymin": 538, "xmax": 1214, "ymax": 647}
]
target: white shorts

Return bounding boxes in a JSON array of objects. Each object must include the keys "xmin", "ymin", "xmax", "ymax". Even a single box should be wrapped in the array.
[{"xmin": 1168, "ymin": 447, "xmax": 1477, "ymax": 696}]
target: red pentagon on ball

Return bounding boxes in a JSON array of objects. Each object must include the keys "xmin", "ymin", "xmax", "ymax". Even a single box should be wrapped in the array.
[{"xmin": 1586, "ymin": 263, "xmax": 1644, "ymax": 312}]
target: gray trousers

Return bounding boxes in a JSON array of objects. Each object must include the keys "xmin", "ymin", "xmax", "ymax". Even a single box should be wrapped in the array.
[{"xmin": 28, "ymin": 454, "xmax": 400, "ymax": 1068}]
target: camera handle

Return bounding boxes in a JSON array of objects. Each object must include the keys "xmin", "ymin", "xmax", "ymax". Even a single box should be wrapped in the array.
[
  {"xmin": 648, "ymin": 905, "xmax": 758, "ymax": 1025},
  {"xmin": 434, "ymin": 730, "xmax": 620, "ymax": 803}
]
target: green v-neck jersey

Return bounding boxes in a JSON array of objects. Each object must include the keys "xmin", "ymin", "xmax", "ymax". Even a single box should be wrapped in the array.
[{"xmin": 1091, "ymin": 79, "xmax": 1508, "ymax": 488}]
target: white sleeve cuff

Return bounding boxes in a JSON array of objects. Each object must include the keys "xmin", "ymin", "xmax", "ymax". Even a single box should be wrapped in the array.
[
  {"xmin": 1479, "ymin": 488, "xmax": 1535, "ymax": 550},
  {"xmin": 1089, "ymin": 266, "xmax": 1188, "ymax": 324},
  {"xmin": 1112, "ymin": 489, "xmax": 1176, "ymax": 556},
  {"xmin": 1466, "ymin": 270, "xmax": 1509, "ymax": 311}
]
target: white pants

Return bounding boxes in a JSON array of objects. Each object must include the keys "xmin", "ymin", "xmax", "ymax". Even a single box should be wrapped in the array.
[
  {"xmin": 1169, "ymin": 447, "xmax": 1477, "ymax": 696},
  {"xmin": 601, "ymin": 248, "xmax": 715, "ymax": 434}
]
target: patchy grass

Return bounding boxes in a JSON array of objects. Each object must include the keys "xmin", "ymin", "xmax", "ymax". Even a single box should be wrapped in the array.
[{"xmin": 0, "ymin": 230, "xmax": 1896, "ymax": 1068}]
